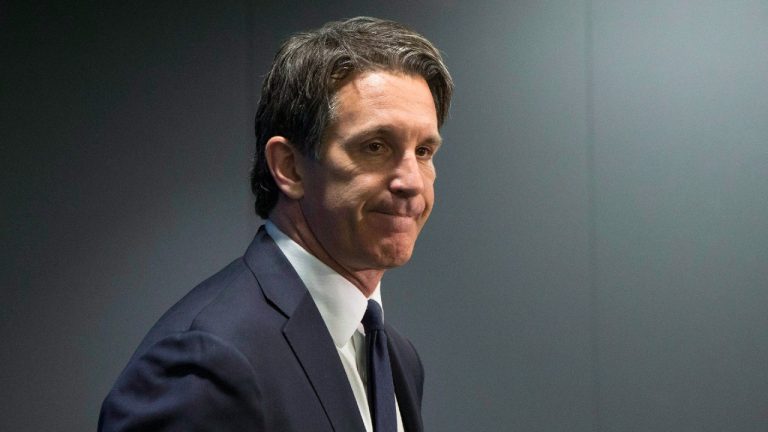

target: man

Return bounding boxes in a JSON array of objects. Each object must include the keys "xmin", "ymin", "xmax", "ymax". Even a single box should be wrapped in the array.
[{"xmin": 99, "ymin": 16, "xmax": 452, "ymax": 432}]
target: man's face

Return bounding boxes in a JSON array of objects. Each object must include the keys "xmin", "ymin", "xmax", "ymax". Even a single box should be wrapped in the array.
[{"xmin": 299, "ymin": 70, "xmax": 441, "ymax": 272}]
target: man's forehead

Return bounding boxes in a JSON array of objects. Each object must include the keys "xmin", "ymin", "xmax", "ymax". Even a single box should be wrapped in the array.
[
  {"xmin": 331, "ymin": 70, "xmax": 436, "ymax": 110},
  {"xmin": 333, "ymin": 71, "xmax": 437, "ymax": 117}
]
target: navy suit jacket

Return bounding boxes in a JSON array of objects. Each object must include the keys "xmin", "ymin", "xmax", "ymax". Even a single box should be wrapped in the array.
[{"xmin": 99, "ymin": 227, "xmax": 424, "ymax": 431}]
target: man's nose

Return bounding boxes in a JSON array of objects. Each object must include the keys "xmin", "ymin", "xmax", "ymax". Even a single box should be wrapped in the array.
[{"xmin": 389, "ymin": 154, "xmax": 424, "ymax": 197}]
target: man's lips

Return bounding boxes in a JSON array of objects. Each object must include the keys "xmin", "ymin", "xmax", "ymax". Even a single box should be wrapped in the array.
[
  {"xmin": 369, "ymin": 202, "xmax": 425, "ymax": 218},
  {"xmin": 371, "ymin": 210, "xmax": 419, "ymax": 218}
]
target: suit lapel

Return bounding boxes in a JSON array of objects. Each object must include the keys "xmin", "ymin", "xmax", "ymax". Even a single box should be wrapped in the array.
[
  {"xmin": 283, "ymin": 293, "xmax": 366, "ymax": 432},
  {"xmin": 245, "ymin": 227, "xmax": 422, "ymax": 431},
  {"xmin": 244, "ymin": 227, "xmax": 365, "ymax": 432},
  {"xmin": 387, "ymin": 326, "xmax": 424, "ymax": 432}
]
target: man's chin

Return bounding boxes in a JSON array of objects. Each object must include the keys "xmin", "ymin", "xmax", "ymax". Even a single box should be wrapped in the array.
[{"xmin": 369, "ymin": 242, "xmax": 416, "ymax": 269}]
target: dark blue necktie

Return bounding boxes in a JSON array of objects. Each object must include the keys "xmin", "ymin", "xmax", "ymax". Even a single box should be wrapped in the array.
[{"xmin": 362, "ymin": 299, "xmax": 397, "ymax": 432}]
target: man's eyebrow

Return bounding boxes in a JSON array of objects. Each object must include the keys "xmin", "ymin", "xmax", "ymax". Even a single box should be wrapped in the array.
[
  {"xmin": 423, "ymin": 135, "xmax": 443, "ymax": 147},
  {"xmin": 345, "ymin": 126, "xmax": 443, "ymax": 146}
]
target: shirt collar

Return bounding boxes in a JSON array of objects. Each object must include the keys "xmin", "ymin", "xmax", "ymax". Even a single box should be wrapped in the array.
[{"xmin": 265, "ymin": 221, "xmax": 383, "ymax": 348}]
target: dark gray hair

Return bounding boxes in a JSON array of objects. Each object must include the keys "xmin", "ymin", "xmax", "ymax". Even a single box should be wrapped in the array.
[{"xmin": 251, "ymin": 16, "xmax": 453, "ymax": 218}]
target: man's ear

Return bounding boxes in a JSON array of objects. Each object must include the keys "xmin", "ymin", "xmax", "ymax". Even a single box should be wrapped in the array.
[{"xmin": 265, "ymin": 136, "xmax": 305, "ymax": 200}]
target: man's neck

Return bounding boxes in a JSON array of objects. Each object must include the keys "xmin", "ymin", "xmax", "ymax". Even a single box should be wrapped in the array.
[{"xmin": 268, "ymin": 205, "xmax": 383, "ymax": 297}]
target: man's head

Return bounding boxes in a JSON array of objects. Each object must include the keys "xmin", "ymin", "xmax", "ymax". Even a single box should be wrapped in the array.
[
  {"xmin": 252, "ymin": 17, "xmax": 453, "ymax": 290},
  {"xmin": 251, "ymin": 17, "xmax": 453, "ymax": 218}
]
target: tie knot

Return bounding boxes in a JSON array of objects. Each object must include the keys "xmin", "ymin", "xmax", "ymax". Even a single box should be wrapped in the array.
[{"xmin": 362, "ymin": 299, "xmax": 384, "ymax": 332}]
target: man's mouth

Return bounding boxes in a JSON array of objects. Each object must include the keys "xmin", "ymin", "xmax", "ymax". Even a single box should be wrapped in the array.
[{"xmin": 370, "ymin": 202, "xmax": 425, "ymax": 219}]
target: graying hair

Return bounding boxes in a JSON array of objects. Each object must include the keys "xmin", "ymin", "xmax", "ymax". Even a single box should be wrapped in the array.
[{"xmin": 251, "ymin": 16, "xmax": 453, "ymax": 218}]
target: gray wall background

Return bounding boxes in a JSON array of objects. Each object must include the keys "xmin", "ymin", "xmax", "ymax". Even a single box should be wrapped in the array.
[{"xmin": 2, "ymin": 1, "xmax": 767, "ymax": 430}]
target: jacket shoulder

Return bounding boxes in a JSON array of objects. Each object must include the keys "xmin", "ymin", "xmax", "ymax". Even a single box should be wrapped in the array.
[{"xmin": 99, "ymin": 329, "xmax": 264, "ymax": 431}]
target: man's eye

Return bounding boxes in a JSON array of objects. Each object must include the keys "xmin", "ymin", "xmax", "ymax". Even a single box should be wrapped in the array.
[
  {"xmin": 415, "ymin": 146, "xmax": 433, "ymax": 158},
  {"xmin": 366, "ymin": 142, "xmax": 385, "ymax": 153}
]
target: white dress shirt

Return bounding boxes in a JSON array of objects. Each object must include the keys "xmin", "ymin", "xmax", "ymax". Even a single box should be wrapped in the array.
[{"xmin": 265, "ymin": 221, "xmax": 404, "ymax": 432}]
